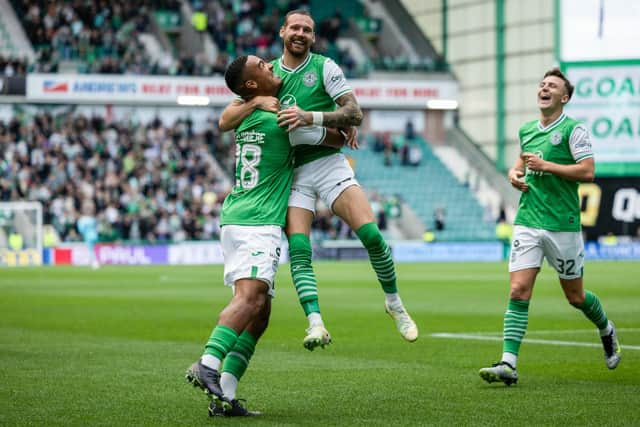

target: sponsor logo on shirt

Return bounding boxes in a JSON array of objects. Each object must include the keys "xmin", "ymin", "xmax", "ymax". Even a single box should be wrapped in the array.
[
  {"xmin": 280, "ymin": 94, "xmax": 297, "ymax": 109},
  {"xmin": 237, "ymin": 130, "xmax": 265, "ymax": 144}
]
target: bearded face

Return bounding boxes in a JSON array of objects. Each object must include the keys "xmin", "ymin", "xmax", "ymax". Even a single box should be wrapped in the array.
[{"xmin": 280, "ymin": 13, "xmax": 315, "ymax": 58}]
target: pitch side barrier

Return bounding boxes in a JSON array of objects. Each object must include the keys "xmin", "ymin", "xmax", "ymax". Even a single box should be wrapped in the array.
[{"xmin": 33, "ymin": 240, "xmax": 640, "ymax": 267}]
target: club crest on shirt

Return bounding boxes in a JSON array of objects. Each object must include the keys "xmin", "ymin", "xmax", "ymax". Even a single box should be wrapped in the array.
[
  {"xmin": 303, "ymin": 71, "xmax": 317, "ymax": 87},
  {"xmin": 550, "ymin": 131, "xmax": 562, "ymax": 145}
]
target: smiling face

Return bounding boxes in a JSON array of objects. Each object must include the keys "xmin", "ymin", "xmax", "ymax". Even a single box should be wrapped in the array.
[
  {"xmin": 537, "ymin": 75, "xmax": 569, "ymax": 114},
  {"xmin": 280, "ymin": 13, "xmax": 315, "ymax": 58},
  {"xmin": 243, "ymin": 55, "xmax": 282, "ymax": 97}
]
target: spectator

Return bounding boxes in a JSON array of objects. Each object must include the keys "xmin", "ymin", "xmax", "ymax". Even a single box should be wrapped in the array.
[
  {"xmin": 8, "ymin": 231, "xmax": 24, "ymax": 250},
  {"xmin": 0, "ymin": 56, "xmax": 29, "ymax": 76},
  {"xmin": 0, "ymin": 111, "xmax": 233, "ymax": 243},
  {"xmin": 407, "ymin": 142, "xmax": 422, "ymax": 166},
  {"xmin": 434, "ymin": 206, "xmax": 446, "ymax": 231},
  {"xmin": 15, "ymin": 0, "xmax": 421, "ymax": 77},
  {"xmin": 405, "ymin": 119, "xmax": 415, "ymax": 141}
]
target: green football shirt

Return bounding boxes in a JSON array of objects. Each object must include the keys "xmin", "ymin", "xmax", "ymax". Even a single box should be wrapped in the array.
[
  {"xmin": 220, "ymin": 109, "xmax": 294, "ymax": 227},
  {"xmin": 514, "ymin": 113, "xmax": 594, "ymax": 232},
  {"xmin": 272, "ymin": 53, "xmax": 352, "ymax": 167}
]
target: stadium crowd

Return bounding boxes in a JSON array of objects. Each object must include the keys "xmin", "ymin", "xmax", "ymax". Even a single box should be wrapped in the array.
[
  {"xmin": 193, "ymin": 0, "xmax": 357, "ymax": 76},
  {"xmin": 0, "ymin": 111, "xmax": 233, "ymax": 243},
  {"xmin": 10, "ymin": 0, "xmax": 439, "ymax": 78},
  {"xmin": 11, "ymin": 0, "xmax": 359, "ymax": 77},
  {"xmin": 14, "ymin": 0, "xmax": 182, "ymax": 75},
  {"xmin": 0, "ymin": 55, "xmax": 29, "ymax": 77},
  {"xmin": 0, "ymin": 111, "xmax": 384, "ymax": 243}
]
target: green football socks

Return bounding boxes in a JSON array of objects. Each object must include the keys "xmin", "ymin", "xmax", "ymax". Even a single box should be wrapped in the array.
[
  {"xmin": 219, "ymin": 331, "xmax": 258, "ymax": 400},
  {"xmin": 502, "ymin": 299, "xmax": 530, "ymax": 356},
  {"xmin": 204, "ymin": 325, "xmax": 239, "ymax": 361},
  {"xmin": 221, "ymin": 331, "xmax": 257, "ymax": 381},
  {"xmin": 356, "ymin": 222, "xmax": 398, "ymax": 294},
  {"xmin": 574, "ymin": 290, "xmax": 609, "ymax": 330},
  {"xmin": 289, "ymin": 233, "xmax": 321, "ymax": 316}
]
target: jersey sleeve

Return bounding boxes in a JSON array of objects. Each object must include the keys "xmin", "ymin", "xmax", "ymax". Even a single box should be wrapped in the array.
[
  {"xmin": 569, "ymin": 124, "xmax": 594, "ymax": 162},
  {"xmin": 322, "ymin": 58, "xmax": 352, "ymax": 101},
  {"xmin": 289, "ymin": 125, "xmax": 327, "ymax": 146}
]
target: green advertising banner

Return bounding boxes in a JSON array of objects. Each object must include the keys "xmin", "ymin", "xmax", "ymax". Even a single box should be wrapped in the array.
[{"xmin": 563, "ymin": 62, "xmax": 640, "ymax": 177}]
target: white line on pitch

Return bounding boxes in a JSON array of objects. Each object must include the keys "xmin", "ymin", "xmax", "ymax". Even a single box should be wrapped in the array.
[
  {"xmin": 431, "ymin": 333, "xmax": 640, "ymax": 350},
  {"xmin": 467, "ymin": 328, "xmax": 640, "ymax": 336}
]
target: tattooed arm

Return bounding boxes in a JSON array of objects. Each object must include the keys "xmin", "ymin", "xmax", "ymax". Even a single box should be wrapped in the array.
[
  {"xmin": 276, "ymin": 92, "xmax": 363, "ymax": 130},
  {"xmin": 320, "ymin": 92, "xmax": 363, "ymax": 127}
]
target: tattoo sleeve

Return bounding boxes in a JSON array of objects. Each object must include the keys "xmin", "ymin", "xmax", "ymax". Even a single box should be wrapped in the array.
[{"xmin": 320, "ymin": 92, "xmax": 363, "ymax": 128}]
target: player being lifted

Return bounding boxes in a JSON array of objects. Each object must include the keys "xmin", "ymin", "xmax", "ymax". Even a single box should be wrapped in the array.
[
  {"xmin": 219, "ymin": 9, "xmax": 418, "ymax": 351},
  {"xmin": 479, "ymin": 68, "xmax": 621, "ymax": 386},
  {"xmin": 186, "ymin": 54, "xmax": 346, "ymax": 417}
]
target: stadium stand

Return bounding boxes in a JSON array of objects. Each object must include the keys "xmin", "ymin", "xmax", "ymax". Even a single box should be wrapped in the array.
[
  {"xmin": 0, "ymin": 111, "xmax": 233, "ymax": 243},
  {"xmin": 349, "ymin": 134, "xmax": 496, "ymax": 241},
  {"xmin": 7, "ymin": 0, "xmax": 443, "ymax": 77},
  {"xmin": 12, "ymin": 0, "xmax": 188, "ymax": 74},
  {"xmin": 1, "ymin": 0, "xmax": 479, "ymax": 244}
]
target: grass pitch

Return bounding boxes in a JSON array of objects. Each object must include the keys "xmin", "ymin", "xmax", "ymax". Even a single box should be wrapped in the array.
[{"xmin": 1, "ymin": 261, "xmax": 638, "ymax": 426}]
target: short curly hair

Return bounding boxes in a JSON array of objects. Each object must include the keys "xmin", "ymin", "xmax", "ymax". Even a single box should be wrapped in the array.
[{"xmin": 224, "ymin": 55, "xmax": 249, "ymax": 97}]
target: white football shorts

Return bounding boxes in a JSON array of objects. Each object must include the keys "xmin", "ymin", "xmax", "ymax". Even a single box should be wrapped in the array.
[
  {"xmin": 220, "ymin": 224, "xmax": 283, "ymax": 297},
  {"xmin": 509, "ymin": 225, "xmax": 584, "ymax": 279},
  {"xmin": 288, "ymin": 153, "xmax": 359, "ymax": 214}
]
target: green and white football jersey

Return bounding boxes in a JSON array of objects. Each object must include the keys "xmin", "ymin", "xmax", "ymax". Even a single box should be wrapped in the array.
[
  {"xmin": 514, "ymin": 113, "xmax": 593, "ymax": 232},
  {"xmin": 272, "ymin": 53, "xmax": 352, "ymax": 167},
  {"xmin": 221, "ymin": 109, "xmax": 294, "ymax": 227}
]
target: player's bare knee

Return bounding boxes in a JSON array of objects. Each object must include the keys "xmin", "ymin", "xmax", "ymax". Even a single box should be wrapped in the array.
[
  {"xmin": 509, "ymin": 283, "xmax": 532, "ymax": 300},
  {"xmin": 566, "ymin": 291, "xmax": 585, "ymax": 307}
]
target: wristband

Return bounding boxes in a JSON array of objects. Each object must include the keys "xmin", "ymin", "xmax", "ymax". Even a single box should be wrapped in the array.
[{"xmin": 312, "ymin": 111, "xmax": 324, "ymax": 126}]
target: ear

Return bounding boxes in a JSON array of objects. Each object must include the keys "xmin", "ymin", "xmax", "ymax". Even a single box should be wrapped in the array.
[
  {"xmin": 245, "ymin": 80, "xmax": 258, "ymax": 90},
  {"xmin": 560, "ymin": 94, "xmax": 569, "ymax": 105},
  {"xmin": 279, "ymin": 25, "xmax": 285, "ymax": 39}
]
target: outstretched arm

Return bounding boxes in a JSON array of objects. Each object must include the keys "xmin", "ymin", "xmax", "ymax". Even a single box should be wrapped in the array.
[{"xmin": 218, "ymin": 96, "xmax": 280, "ymax": 131}]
